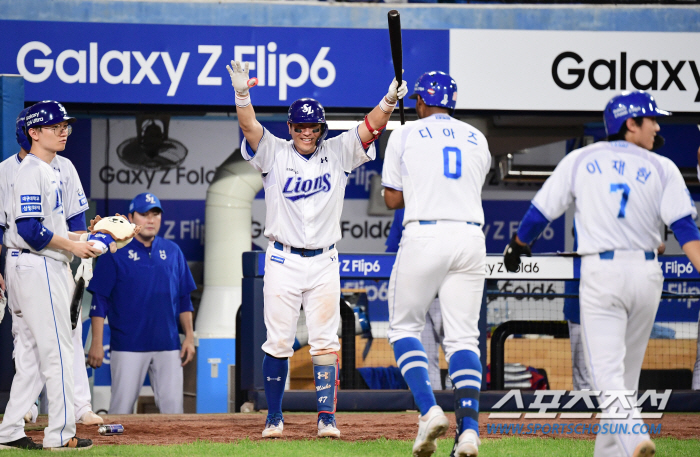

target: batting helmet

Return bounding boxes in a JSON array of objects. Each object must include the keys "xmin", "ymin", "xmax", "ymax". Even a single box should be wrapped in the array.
[
  {"xmin": 603, "ymin": 91, "xmax": 671, "ymax": 137},
  {"xmin": 288, "ymin": 98, "xmax": 328, "ymax": 147},
  {"xmin": 409, "ymin": 71, "xmax": 457, "ymax": 111},
  {"xmin": 16, "ymin": 107, "xmax": 32, "ymax": 151},
  {"xmin": 24, "ymin": 100, "xmax": 76, "ymax": 130}
]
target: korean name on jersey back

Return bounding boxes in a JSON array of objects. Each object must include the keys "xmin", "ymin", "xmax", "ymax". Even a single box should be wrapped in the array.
[{"xmin": 282, "ymin": 173, "xmax": 332, "ymax": 201}]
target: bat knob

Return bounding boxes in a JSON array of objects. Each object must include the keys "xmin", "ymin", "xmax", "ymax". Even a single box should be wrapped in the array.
[
  {"xmin": 388, "ymin": 10, "xmax": 399, "ymax": 16},
  {"xmin": 247, "ymin": 78, "xmax": 259, "ymax": 88}
]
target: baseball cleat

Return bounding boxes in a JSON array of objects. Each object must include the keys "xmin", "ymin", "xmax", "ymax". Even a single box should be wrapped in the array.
[
  {"xmin": 453, "ymin": 429, "xmax": 480, "ymax": 457},
  {"xmin": 632, "ymin": 439, "xmax": 656, "ymax": 457},
  {"xmin": 412, "ymin": 405, "xmax": 450, "ymax": 457},
  {"xmin": 0, "ymin": 436, "xmax": 43, "ymax": 450},
  {"xmin": 46, "ymin": 436, "xmax": 92, "ymax": 451},
  {"xmin": 317, "ymin": 413, "xmax": 340, "ymax": 438},
  {"xmin": 78, "ymin": 411, "xmax": 104, "ymax": 426},
  {"xmin": 262, "ymin": 413, "xmax": 284, "ymax": 438}
]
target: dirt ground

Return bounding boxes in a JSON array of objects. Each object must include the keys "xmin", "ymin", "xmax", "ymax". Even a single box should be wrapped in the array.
[{"xmin": 24, "ymin": 412, "xmax": 700, "ymax": 446}]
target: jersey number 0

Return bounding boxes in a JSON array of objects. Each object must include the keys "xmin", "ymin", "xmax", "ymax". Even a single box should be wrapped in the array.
[{"xmin": 443, "ymin": 147, "xmax": 462, "ymax": 179}]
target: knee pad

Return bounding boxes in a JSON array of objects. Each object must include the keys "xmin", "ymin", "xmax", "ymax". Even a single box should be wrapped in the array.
[{"xmin": 312, "ymin": 352, "xmax": 339, "ymax": 414}]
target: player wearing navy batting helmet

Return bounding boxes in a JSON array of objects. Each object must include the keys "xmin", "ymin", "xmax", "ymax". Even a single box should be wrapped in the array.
[
  {"xmin": 227, "ymin": 59, "xmax": 407, "ymax": 439},
  {"xmin": 383, "ymin": 71, "xmax": 489, "ymax": 457},
  {"xmin": 505, "ymin": 90, "xmax": 698, "ymax": 457},
  {"xmin": 0, "ymin": 101, "xmax": 100, "ymax": 451}
]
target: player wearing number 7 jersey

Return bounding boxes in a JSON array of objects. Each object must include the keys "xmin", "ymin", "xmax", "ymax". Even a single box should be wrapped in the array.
[
  {"xmin": 382, "ymin": 71, "xmax": 490, "ymax": 457},
  {"xmin": 504, "ymin": 90, "xmax": 700, "ymax": 457}
]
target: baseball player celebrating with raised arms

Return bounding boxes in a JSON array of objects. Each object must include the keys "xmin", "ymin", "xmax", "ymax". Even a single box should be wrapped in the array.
[
  {"xmin": 227, "ymin": 60, "xmax": 406, "ymax": 438},
  {"xmin": 504, "ymin": 90, "xmax": 700, "ymax": 457},
  {"xmin": 0, "ymin": 106, "xmax": 104, "ymax": 429},
  {"xmin": 0, "ymin": 101, "xmax": 102, "ymax": 450},
  {"xmin": 382, "ymin": 72, "xmax": 490, "ymax": 457}
]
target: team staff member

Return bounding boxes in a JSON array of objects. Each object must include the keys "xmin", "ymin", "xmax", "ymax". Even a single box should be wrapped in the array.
[
  {"xmin": 0, "ymin": 101, "xmax": 99, "ymax": 450},
  {"xmin": 504, "ymin": 90, "xmax": 699, "ymax": 457},
  {"xmin": 382, "ymin": 71, "xmax": 489, "ymax": 457},
  {"xmin": 0, "ymin": 107, "xmax": 104, "ymax": 428},
  {"xmin": 227, "ymin": 60, "xmax": 406, "ymax": 438},
  {"xmin": 87, "ymin": 193, "xmax": 196, "ymax": 414}
]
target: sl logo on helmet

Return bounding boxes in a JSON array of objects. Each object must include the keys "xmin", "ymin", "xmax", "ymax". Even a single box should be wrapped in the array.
[{"xmin": 302, "ymin": 104, "xmax": 313, "ymax": 115}]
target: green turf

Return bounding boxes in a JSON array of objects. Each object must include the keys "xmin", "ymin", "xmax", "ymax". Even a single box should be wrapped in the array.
[{"xmin": 0, "ymin": 437, "xmax": 699, "ymax": 456}]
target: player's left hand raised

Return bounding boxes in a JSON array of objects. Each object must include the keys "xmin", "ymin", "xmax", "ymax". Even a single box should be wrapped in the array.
[
  {"xmin": 386, "ymin": 73, "xmax": 408, "ymax": 104},
  {"xmin": 503, "ymin": 233, "xmax": 532, "ymax": 272},
  {"xmin": 180, "ymin": 336, "xmax": 195, "ymax": 366},
  {"xmin": 226, "ymin": 60, "xmax": 258, "ymax": 95}
]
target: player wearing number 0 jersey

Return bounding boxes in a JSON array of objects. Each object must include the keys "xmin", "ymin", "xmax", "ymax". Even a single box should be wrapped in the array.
[
  {"xmin": 505, "ymin": 91, "xmax": 700, "ymax": 457},
  {"xmin": 227, "ymin": 60, "xmax": 407, "ymax": 439},
  {"xmin": 382, "ymin": 71, "xmax": 490, "ymax": 457}
]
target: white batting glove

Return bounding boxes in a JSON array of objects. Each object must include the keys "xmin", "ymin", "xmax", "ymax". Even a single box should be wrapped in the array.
[
  {"xmin": 386, "ymin": 76, "xmax": 408, "ymax": 104},
  {"xmin": 226, "ymin": 61, "xmax": 258, "ymax": 96},
  {"xmin": 75, "ymin": 257, "xmax": 94, "ymax": 288}
]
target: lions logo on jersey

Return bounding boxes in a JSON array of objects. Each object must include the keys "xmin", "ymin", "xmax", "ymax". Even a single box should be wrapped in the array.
[{"xmin": 282, "ymin": 173, "xmax": 332, "ymax": 201}]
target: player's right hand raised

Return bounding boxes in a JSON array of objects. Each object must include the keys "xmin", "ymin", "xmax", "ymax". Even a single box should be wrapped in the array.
[
  {"xmin": 71, "ymin": 240, "xmax": 104, "ymax": 259},
  {"xmin": 226, "ymin": 60, "xmax": 258, "ymax": 95},
  {"xmin": 503, "ymin": 233, "xmax": 532, "ymax": 272}
]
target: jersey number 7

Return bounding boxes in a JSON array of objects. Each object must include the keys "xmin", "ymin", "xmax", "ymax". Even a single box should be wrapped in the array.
[{"xmin": 610, "ymin": 183, "xmax": 631, "ymax": 218}]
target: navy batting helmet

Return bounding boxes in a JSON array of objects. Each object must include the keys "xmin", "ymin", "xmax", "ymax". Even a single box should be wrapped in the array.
[
  {"xmin": 16, "ymin": 107, "xmax": 32, "ymax": 151},
  {"xmin": 604, "ymin": 91, "xmax": 671, "ymax": 137},
  {"xmin": 409, "ymin": 71, "xmax": 457, "ymax": 111},
  {"xmin": 24, "ymin": 100, "xmax": 76, "ymax": 130},
  {"xmin": 288, "ymin": 98, "xmax": 328, "ymax": 147}
]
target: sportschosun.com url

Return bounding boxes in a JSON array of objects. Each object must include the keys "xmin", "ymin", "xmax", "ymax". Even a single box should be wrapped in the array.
[{"xmin": 486, "ymin": 423, "xmax": 662, "ymax": 435}]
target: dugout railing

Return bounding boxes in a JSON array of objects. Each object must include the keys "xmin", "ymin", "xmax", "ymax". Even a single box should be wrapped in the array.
[{"xmin": 236, "ymin": 252, "xmax": 700, "ymax": 413}]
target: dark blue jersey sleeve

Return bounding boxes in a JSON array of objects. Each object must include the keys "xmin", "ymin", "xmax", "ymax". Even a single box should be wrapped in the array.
[
  {"xmin": 87, "ymin": 252, "xmax": 118, "ymax": 298},
  {"xmin": 16, "ymin": 217, "xmax": 53, "ymax": 251},
  {"xmin": 89, "ymin": 292, "xmax": 112, "ymax": 319},
  {"xmin": 178, "ymin": 248, "xmax": 196, "ymax": 314}
]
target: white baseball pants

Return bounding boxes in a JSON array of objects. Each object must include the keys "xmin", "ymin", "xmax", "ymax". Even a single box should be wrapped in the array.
[
  {"xmin": 387, "ymin": 221, "xmax": 485, "ymax": 361},
  {"xmin": 0, "ymin": 252, "xmax": 75, "ymax": 448},
  {"xmin": 579, "ymin": 251, "xmax": 663, "ymax": 457},
  {"xmin": 261, "ymin": 241, "xmax": 340, "ymax": 358}
]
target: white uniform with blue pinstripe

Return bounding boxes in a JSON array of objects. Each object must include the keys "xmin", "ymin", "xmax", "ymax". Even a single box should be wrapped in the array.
[
  {"xmin": 0, "ymin": 154, "xmax": 76, "ymax": 448},
  {"xmin": 0, "ymin": 153, "xmax": 92, "ymax": 423},
  {"xmin": 382, "ymin": 113, "xmax": 491, "ymax": 448},
  {"xmin": 530, "ymin": 140, "xmax": 696, "ymax": 457}
]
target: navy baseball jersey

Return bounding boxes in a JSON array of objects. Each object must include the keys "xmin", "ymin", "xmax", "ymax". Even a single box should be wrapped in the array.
[{"xmin": 88, "ymin": 236, "xmax": 196, "ymax": 352}]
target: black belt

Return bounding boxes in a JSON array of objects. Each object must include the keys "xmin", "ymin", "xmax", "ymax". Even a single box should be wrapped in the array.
[{"xmin": 274, "ymin": 241, "xmax": 335, "ymax": 258}]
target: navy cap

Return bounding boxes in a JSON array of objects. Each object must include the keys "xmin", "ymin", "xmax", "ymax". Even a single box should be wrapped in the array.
[{"xmin": 129, "ymin": 192, "xmax": 162, "ymax": 214}]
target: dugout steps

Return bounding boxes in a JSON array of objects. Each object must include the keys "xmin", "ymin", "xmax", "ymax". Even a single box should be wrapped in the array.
[{"xmin": 245, "ymin": 389, "xmax": 700, "ymax": 413}]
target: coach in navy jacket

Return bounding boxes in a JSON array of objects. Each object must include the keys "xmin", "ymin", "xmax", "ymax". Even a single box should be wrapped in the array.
[{"xmin": 86, "ymin": 193, "xmax": 196, "ymax": 414}]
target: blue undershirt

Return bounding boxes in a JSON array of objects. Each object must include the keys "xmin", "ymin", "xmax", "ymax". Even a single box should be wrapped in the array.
[
  {"xmin": 16, "ymin": 218, "xmax": 53, "ymax": 251},
  {"xmin": 516, "ymin": 204, "xmax": 551, "ymax": 245},
  {"xmin": 670, "ymin": 215, "xmax": 700, "ymax": 246}
]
